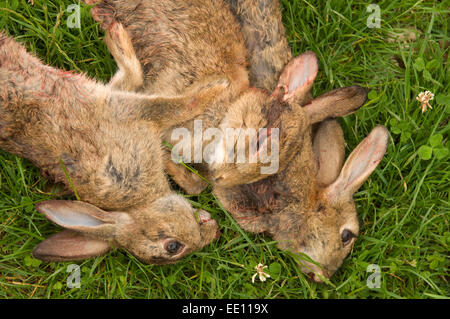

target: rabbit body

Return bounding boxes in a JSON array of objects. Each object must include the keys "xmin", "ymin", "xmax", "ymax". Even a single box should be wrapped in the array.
[
  {"xmin": 0, "ymin": 35, "xmax": 165, "ymax": 209},
  {"xmin": 0, "ymin": 33, "xmax": 220, "ymax": 264}
]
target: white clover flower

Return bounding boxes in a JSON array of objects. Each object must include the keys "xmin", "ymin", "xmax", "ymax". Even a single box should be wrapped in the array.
[
  {"xmin": 251, "ymin": 263, "xmax": 271, "ymax": 283},
  {"xmin": 416, "ymin": 91, "xmax": 434, "ymax": 113}
]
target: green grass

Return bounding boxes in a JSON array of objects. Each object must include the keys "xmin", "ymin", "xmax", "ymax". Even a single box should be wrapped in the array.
[{"xmin": 0, "ymin": 0, "xmax": 448, "ymax": 299}]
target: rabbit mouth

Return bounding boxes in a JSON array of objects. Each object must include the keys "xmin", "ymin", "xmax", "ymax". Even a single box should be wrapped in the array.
[
  {"xmin": 306, "ymin": 271, "xmax": 326, "ymax": 283},
  {"xmin": 299, "ymin": 261, "xmax": 330, "ymax": 283},
  {"xmin": 197, "ymin": 211, "xmax": 221, "ymax": 242}
]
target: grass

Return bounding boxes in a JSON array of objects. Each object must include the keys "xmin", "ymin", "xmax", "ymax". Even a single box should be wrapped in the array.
[{"xmin": 0, "ymin": 0, "xmax": 448, "ymax": 299}]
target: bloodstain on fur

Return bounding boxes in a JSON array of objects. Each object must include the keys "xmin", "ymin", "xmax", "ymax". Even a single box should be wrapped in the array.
[{"xmin": 231, "ymin": 175, "xmax": 291, "ymax": 214}]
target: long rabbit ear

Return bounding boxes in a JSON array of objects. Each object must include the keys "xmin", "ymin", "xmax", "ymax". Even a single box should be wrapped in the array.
[
  {"xmin": 274, "ymin": 51, "xmax": 319, "ymax": 103},
  {"xmin": 304, "ymin": 86, "xmax": 368, "ymax": 124},
  {"xmin": 324, "ymin": 126, "xmax": 389, "ymax": 203},
  {"xmin": 33, "ymin": 230, "xmax": 112, "ymax": 262},
  {"xmin": 35, "ymin": 200, "xmax": 123, "ymax": 240},
  {"xmin": 313, "ymin": 119, "xmax": 345, "ymax": 187}
]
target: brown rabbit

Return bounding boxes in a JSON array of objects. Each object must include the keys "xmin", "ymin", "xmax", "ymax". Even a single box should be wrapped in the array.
[
  {"xmin": 84, "ymin": 0, "xmax": 368, "ymax": 193},
  {"xmin": 215, "ymin": 123, "xmax": 389, "ymax": 282},
  {"xmin": 217, "ymin": 0, "xmax": 389, "ymax": 281},
  {"xmin": 0, "ymin": 32, "xmax": 221, "ymax": 264},
  {"xmin": 87, "ymin": 1, "xmax": 387, "ymax": 280}
]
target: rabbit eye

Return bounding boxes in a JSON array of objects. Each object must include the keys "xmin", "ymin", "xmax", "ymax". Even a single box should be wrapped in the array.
[
  {"xmin": 341, "ymin": 230, "xmax": 355, "ymax": 246},
  {"xmin": 164, "ymin": 240, "xmax": 184, "ymax": 254}
]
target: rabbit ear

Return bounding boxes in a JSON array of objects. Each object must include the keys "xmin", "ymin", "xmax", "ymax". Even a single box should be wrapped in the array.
[
  {"xmin": 274, "ymin": 51, "xmax": 319, "ymax": 102},
  {"xmin": 313, "ymin": 120, "xmax": 345, "ymax": 187},
  {"xmin": 304, "ymin": 86, "xmax": 368, "ymax": 124},
  {"xmin": 35, "ymin": 200, "xmax": 123, "ymax": 241},
  {"xmin": 324, "ymin": 126, "xmax": 389, "ymax": 203},
  {"xmin": 32, "ymin": 230, "xmax": 112, "ymax": 262}
]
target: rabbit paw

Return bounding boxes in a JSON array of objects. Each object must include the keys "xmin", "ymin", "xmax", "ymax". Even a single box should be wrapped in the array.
[{"xmin": 106, "ymin": 21, "xmax": 144, "ymax": 90}]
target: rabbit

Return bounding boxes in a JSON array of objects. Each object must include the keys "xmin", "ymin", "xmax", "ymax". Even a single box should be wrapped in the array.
[
  {"xmin": 214, "ymin": 122, "xmax": 389, "ymax": 282},
  {"xmin": 225, "ymin": 0, "xmax": 348, "ymax": 185},
  {"xmin": 214, "ymin": 0, "xmax": 390, "ymax": 281},
  {"xmin": 0, "ymin": 32, "xmax": 223, "ymax": 264},
  {"xmin": 83, "ymin": 0, "xmax": 369, "ymax": 193}
]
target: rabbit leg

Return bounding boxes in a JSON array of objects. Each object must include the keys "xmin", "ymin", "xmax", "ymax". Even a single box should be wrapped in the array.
[
  {"xmin": 135, "ymin": 77, "xmax": 229, "ymax": 130},
  {"xmin": 83, "ymin": 1, "xmax": 143, "ymax": 91},
  {"xmin": 164, "ymin": 154, "xmax": 209, "ymax": 195},
  {"xmin": 225, "ymin": 0, "xmax": 292, "ymax": 91},
  {"xmin": 83, "ymin": 0, "xmax": 115, "ymax": 29},
  {"xmin": 105, "ymin": 21, "xmax": 144, "ymax": 92}
]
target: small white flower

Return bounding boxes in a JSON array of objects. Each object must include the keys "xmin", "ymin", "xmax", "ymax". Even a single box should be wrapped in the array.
[
  {"xmin": 416, "ymin": 91, "xmax": 434, "ymax": 113},
  {"xmin": 251, "ymin": 263, "xmax": 271, "ymax": 283}
]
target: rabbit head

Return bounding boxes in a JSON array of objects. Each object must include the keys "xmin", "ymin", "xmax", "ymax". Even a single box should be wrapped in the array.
[
  {"xmin": 209, "ymin": 51, "xmax": 368, "ymax": 188},
  {"xmin": 274, "ymin": 200, "xmax": 360, "ymax": 282},
  {"xmin": 288, "ymin": 125, "xmax": 389, "ymax": 281},
  {"xmin": 33, "ymin": 195, "xmax": 218, "ymax": 264}
]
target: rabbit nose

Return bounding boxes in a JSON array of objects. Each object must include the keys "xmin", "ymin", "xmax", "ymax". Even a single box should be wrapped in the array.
[
  {"xmin": 197, "ymin": 210, "xmax": 212, "ymax": 224},
  {"xmin": 312, "ymin": 273, "xmax": 324, "ymax": 283}
]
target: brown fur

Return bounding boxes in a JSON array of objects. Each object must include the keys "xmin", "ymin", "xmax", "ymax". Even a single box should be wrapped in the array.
[
  {"xmin": 0, "ymin": 32, "xmax": 220, "ymax": 264},
  {"xmin": 226, "ymin": 0, "xmax": 293, "ymax": 89}
]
